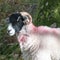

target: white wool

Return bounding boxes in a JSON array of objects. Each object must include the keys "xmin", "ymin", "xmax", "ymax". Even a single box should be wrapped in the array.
[
  {"xmin": 17, "ymin": 12, "xmax": 60, "ymax": 60},
  {"xmin": 18, "ymin": 25, "xmax": 60, "ymax": 60}
]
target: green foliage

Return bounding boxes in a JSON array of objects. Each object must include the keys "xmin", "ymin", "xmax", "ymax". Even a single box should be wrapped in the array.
[
  {"xmin": 0, "ymin": 0, "xmax": 60, "ymax": 60},
  {"xmin": 34, "ymin": 0, "xmax": 60, "ymax": 27}
]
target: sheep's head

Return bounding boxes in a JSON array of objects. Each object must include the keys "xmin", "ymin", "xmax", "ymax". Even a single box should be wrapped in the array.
[{"xmin": 7, "ymin": 12, "xmax": 32, "ymax": 36}]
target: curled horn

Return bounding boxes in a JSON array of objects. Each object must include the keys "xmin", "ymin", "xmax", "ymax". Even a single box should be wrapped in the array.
[{"xmin": 20, "ymin": 12, "xmax": 32, "ymax": 24}]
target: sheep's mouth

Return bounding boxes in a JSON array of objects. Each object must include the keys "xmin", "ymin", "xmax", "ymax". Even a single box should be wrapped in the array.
[{"xmin": 7, "ymin": 24, "xmax": 15, "ymax": 36}]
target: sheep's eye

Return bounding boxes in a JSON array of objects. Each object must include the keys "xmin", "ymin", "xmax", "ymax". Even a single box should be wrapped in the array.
[{"xmin": 6, "ymin": 18, "xmax": 10, "ymax": 23}]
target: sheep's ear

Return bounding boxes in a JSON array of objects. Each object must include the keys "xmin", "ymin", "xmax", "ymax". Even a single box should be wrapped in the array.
[{"xmin": 20, "ymin": 12, "xmax": 32, "ymax": 25}]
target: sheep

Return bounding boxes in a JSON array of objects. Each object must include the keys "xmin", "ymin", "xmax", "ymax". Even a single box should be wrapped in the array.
[{"xmin": 7, "ymin": 12, "xmax": 60, "ymax": 60}]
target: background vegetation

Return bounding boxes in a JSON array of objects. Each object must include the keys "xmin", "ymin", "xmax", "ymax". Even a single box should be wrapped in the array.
[{"xmin": 0, "ymin": 0, "xmax": 60, "ymax": 60}]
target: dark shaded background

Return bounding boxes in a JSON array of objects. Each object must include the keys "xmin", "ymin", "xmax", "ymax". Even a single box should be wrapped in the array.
[{"xmin": 0, "ymin": 0, "xmax": 60, "ymax": 60}]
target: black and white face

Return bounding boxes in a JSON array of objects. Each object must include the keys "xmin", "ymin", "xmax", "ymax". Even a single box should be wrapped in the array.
[{"xmin": 7, "ymin": 13, "xmax": 24, "ymax": 36}]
